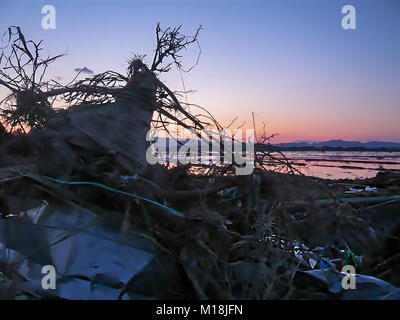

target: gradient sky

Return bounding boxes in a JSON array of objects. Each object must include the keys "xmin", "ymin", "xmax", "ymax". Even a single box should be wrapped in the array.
[{"xmin": 0, "ymin": 0, "xmax": 399, "ymax": 142}]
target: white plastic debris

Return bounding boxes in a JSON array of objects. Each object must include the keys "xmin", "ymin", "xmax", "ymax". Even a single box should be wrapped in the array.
[
  {"xmin": 345, "ymin": 188, "xmax": 364, "ymax": 194},
  {"xmin": 345, "ymin": 186, "xmax": 378, "ymax": 194}
]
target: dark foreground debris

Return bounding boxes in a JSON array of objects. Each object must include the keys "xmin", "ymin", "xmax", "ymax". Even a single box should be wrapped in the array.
[{"xmin": 0, "ymin": 165, "xmax": 399, "ymax": 300}]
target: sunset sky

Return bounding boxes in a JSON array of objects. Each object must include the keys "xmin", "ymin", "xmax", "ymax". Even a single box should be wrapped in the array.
[{"xmin": 0, "ymin": 0, "xmax": 399, "ymax": 143}]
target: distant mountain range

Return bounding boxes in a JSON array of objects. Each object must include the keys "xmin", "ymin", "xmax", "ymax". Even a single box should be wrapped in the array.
[
  {"xmin": 153, "ymin": 138, "xmax": 400, "ymax": 151},
  {"xmin": 273, "ymin": 140, "xmax": 400, "ymax": 150}
]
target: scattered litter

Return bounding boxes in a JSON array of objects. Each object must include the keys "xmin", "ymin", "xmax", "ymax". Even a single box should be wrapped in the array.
[
  {"xmin": 346, "ymin": 187, "xmax": 364, "ymax": 194},
  {"xmin": 0, "ymin": 204, "xmax": 155, "ymax": 299},
  {"xmin": 345, "ymin": 186, "xmax": 378, "ymax": 194},
  {"xmin": 121, "ymin": 174, "xmax": 140, "ymax": 185}
]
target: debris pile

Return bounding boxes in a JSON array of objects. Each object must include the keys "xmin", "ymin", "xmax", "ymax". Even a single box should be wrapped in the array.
[
  {"xmin": 0, "ymin": 166, "xmax": 399, "ymax": 300},
  {"xmin": 0, "ymin": 25, "xmax": 399, "ymax": 300}
]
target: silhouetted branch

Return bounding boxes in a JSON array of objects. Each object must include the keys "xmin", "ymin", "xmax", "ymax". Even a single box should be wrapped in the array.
[
  {"xmin": 0, "ymin": 26, "xmax": 65, "ymax": 129},
  {"xmin": 151, "ymin": 23, "xmax": 202, "ymax": 73}
]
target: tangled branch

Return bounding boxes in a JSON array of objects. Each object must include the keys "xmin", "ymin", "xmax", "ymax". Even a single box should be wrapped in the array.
[{"xmin": 0, "ymin": 26, "xmax": 65, "ymax": 130}]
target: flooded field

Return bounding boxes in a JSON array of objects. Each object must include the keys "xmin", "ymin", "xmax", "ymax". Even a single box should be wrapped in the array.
[
  {"xmin": 154, "ymin": 149, "xmax": 400, "ymax": 180},
  {"xmin": 281, "ymin": 151, "xmax": 400, "ymax": 180}
]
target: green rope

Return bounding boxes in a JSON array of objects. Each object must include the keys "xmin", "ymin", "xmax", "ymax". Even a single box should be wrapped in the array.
[{"xmin": 41, "ymin": 175, "xmax": 184, "ymax": 218}]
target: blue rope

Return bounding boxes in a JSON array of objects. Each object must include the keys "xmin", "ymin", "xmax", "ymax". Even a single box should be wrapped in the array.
[{"xmin": 41, "ymin": 175, "xmax": 184, "ymax": 218}]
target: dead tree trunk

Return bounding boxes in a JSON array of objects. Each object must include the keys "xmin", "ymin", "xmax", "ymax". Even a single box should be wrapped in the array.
[{"xmin": 37, "ymin": 66, "xmax": 158, "ymax": 178}]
